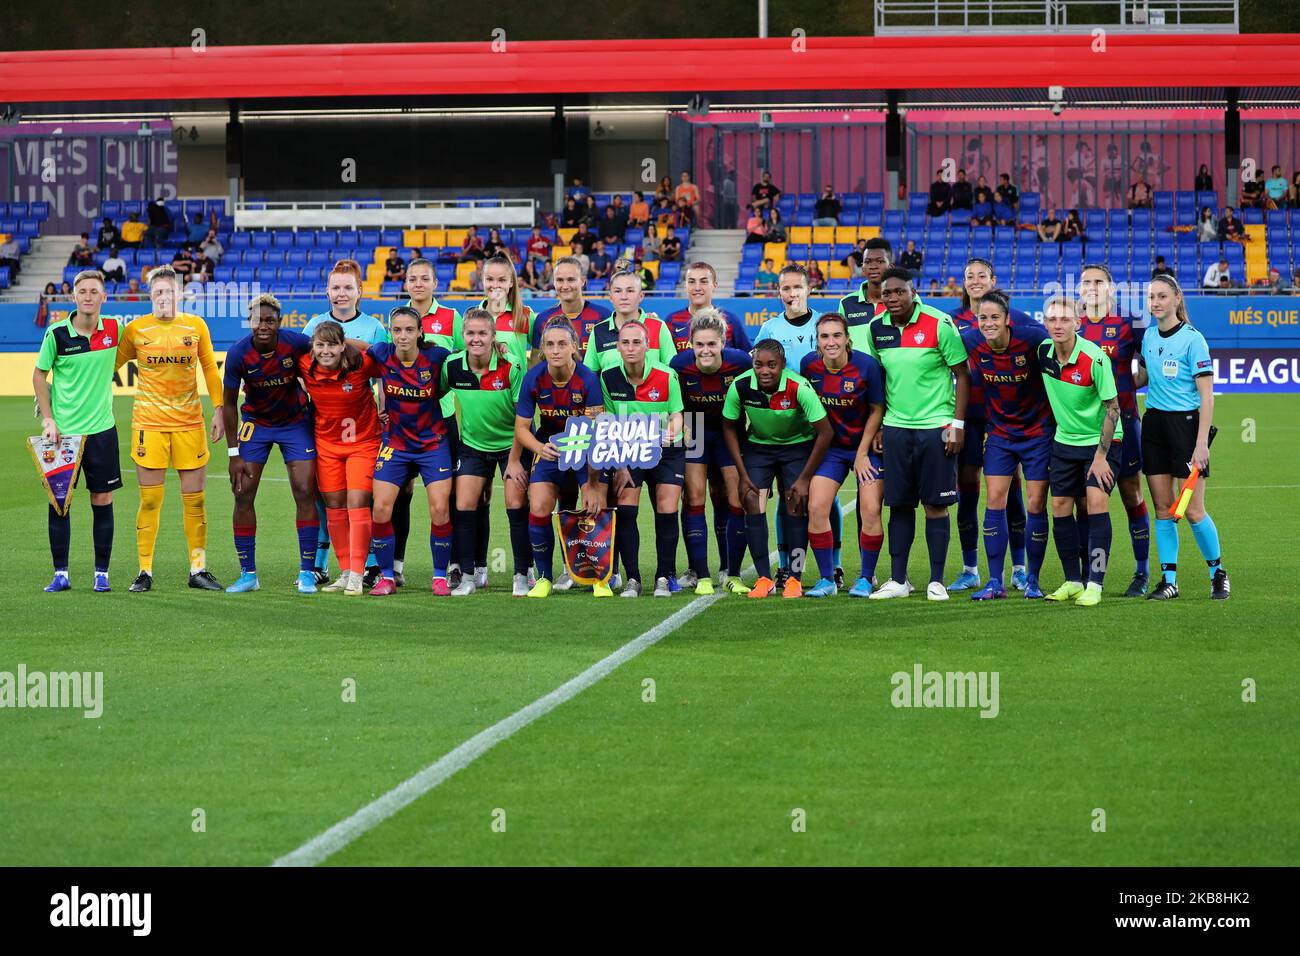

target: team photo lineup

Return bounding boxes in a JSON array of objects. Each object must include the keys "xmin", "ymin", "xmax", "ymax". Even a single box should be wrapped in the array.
[{"xmin": 34, "ymin": 248, "xmax": 1228, "ymax": 606}]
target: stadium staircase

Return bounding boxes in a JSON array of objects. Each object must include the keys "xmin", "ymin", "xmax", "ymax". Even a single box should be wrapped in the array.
[
  {"xmin": 691, "ymin": 229, "xmax": 745, "ymax": 293},
  {"xmin": 7, "ymin": 235, "xmax": 77, "ymax": 300}
]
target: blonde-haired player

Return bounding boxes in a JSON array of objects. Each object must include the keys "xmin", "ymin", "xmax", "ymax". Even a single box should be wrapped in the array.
[{"xmin": 115, "ymin": 265, "xmax": 225, "ymax": 590}]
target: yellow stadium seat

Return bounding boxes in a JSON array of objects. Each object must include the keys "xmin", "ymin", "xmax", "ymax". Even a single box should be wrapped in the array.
[
  {"xmin": 444, "ymin": 228, "xmax": 468, "ymax": 250},
  {"xmin": 365, "ymin": 263, "xmax": 386, "ymax": 285},
  {"xmin": 552, "ymin": 246, "xmax": 567, "ymax": 262},
  {"xmin": 373, "ymin": 246, "xmax": 392, "ymax": 265},
  {"xmin": 422, "ymin": 229, "xmax": 445, "ymax": 249},
  {"xmin": 402, "ymin": 229, "xmax": 424, "ymax": 249},
  {"xmin": 764, "ymin": 242, "xmax": 787, "ymax": 263},
  {"xmin": 788, "ymin": 227, "xmax": 812, "ymax": 245},
  {"xmin": 362, "ymin": 281, "xmax": 382, "ymax": 296},
  {"xmin": 829, "ymin": 259, "xmax": 854, "ymax": 279},
  {"xmin": 557, "ymin": 228, "xmax": 578, "ymax": 245},
  {"xmin": 811, "ymin": 227, "xmax": 836, "ymax": 244},
  {"xmin": 642, "ymin": 260, "xmax": 660, "ymax": 278},
  {"xmin": 858, "ymin": 226, "xmax": 880, "ymax": 241}
]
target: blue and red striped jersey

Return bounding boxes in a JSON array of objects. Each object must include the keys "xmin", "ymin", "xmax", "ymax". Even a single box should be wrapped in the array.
[
  {"xmin": 669, "ymin": 347, "xmax": 752, "ymax": 431},
  {"xmin": 367, "ymin": 342, "xmax": 451, "ymax": 452},
  {"xmin": 530, "ymin": 299, "xmax": 613, "ymax": 351},
  {"xmin": 516, "ymin": 361, "xmax": 602, "ymax": 441},
  {"xmin": 1079, "ymin": 314, "xmax": 1142, "ymax": 417},
  {"xmin": 799, "ymin": 350, "xmax": 885, "ymax": 449},
  {"xmin": 959, "ymin": 323, "xmax": 1054, "ymax": 440},
  {"xmin": 223, "ymin": 329, "xmax": 312, "ymax": 427},
  {"xmin": 948, "ymin": 304, "xmax": 1032, "ymax": 421},
  {"xmin": 665, "ymin": 307, "xmax": 753, "ymax": 353}
]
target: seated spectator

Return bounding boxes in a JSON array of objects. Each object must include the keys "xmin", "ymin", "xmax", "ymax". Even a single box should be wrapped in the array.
[
  {"xmin": 950, "ymin": 169, "xmax": 973, "ymax": 211},
  {"xmin": 192, "ymin": 250, "xmax": 213, "ymax": 283},
  {"xmin": 536, "ymin": 258, "xmax": 554, "ymax": 291},
  {"xmin": 467, "ymin": 263, "xmax": 483, "ymax": 294},
  {"xmin": 608, "ymin": 194, "xmax": 630, "ymax": 231},
  {"xmin": 600, "ymin": 205, "xmax": 625, "ymax": 246},
  {"xmin": 971, "ymin": 192, "xmax": 995, "ymax": 225},
  {"xmin": 751, "ymin": 171, "xmax": 781, "ymax": 213},
  {"xmin": 68, "ymin": 234, "xmax": 94, "ymax": 267},
  {"xmin": 96, "ymin": 216, "xmax": 119, "ymax": 250},
  {"xmin": 1203, "ymin": 256, "xmax": 1231, "ymax": 289},
  {"xmin": 0, "ymin": 235, "xmax": 21, "ymax": 277},
  {"xmin": 1256, "ymin": 267, "xmax": 1287, "ymax": 293},
  {"xmin": 1194, "ymin": 164, "xmax": 1213, "ymax": 194},
  {"xmin": 1037, "ymin": 208, "xmax": 1063, "ymax": 243},
  {"xmin": 813, "ymin": 185, "xmax": 841, "ymax": 227},
  {"xmin": 656, "ymin": 176, "xmax": 674, "ymax": 205},
  {"xmin": 998, "ymin": 173, "xmax": 1019, "ymax": 209},
  {"xmin": 484, "ymin": 228, "xmax": 508, "ymax": 259},
  {"xmin": 459, "ymin": 226, "xmax": 486, "ymax": 262},
  {"xmin": 568, "ymin": 241, "xmax": 590, "ymax": 278},
  {"xmin": 807, "ymin": 262, "xmax": 826, "ymax": 290},
  {"xmin": 566, "ymin": 177, "xmax": 590, "ymax": 202},
  {"xmin": 588, "ymin": 240, "xmax": 613, "ymax": 280},
  {"xmin": 676, "ymin": 197, "xmax": 697, "ymax": 229},
  {"xmin": 841, "ymin": 239, "xmax": 868, "ymax": 270},
  {"xmin": 993, "ymin": 190, "xmax": 1016, "ymax": 226},
  {"xmin": 642, "ymin": 224, "xmax": 661, "ymax": 261},
  {"xmin": 1197, "ymin": 206, "xmax": 1219, "ymax": 242},
  {"xmin": 35, "ymin": 282, "xmax": 58, "ymax": 326},
  {"xmin": 521, "ymin": 258, "xmax": 541, "ymax": 291},
  {"xmin": 756, "ymin": 258, "xmax": 778, "ymax": 290},
  {"xmin": 525, "ymin": 226, "xmax": 552, "ymax": 272},
  {"xmin": 927, "ymin": 169, "xmax": 951, "ymax": 217},
  {"xmin": 561, "ymin": 198, "xmax": 581, "ymax": 228},
  {"xmin": 59, "ymin": 281, "xmax": 74, "ymax": 296},
  {"xmin": 384, "ymin": 251, "xmax": 406, "ymax": 282},
  {"xmin": 200, "ymin": 229, "xmax": 223, "ymax": 264},
  {"xmin": 1293, "ymin": 267, "xmax": 1300, "ymax": 293},
  {"xmin": 1218, "ymin": 206, "xmax": 1248, "ymax": 243},
  {"xmin": 659, "ymin": 225, "xmax": 682, "ymax": 262},
  {"xmin": 1216, "ymin": 275, "xmax": 1234, "ymax": 293},
  {"xmin": 674, "ymin": 172, "xmax": 700, "ymax": 215},
  {"xmin": 145, "ymin": 197, "xmax": 171, "ymax": 249},
  {"xmin": 744, "ymin": 204, "xmax": 768, "ymax": 244},
  {"xmin": 1265, "ymin": 165, "xmax": 1289, "ymax": 210},
  {"xmin": 974, "ymin": 176, "xmax": 993, "ymax": 206},
  {"xmin": 1152, "ymin": 256, "xmax": 1175, "ymax": 280},
  {"xmin": 942, "ymin": 276, "xmax": 962, "ymax": 297},
  {"xmin": 186, "ymin": 213, "xmax": 208, "ymax": 246},
  {"xmin": 898, "ymin": 240, "xmax": 923, "ymax": 274},
  {"xmin": 1241, "ymin": 171, "xmax": 1264, "ymax": 209},
  {"xmin": 928, "ymin": 279, "xmax": 942, "ymax": 295},
  {"xmin": 119, "ymin": 212, "xmax": 147, "ymax": 248},
  {"xmin": 572, "ymin": 222, "xmax": 596, "ymax": 256},
  {"xmin": 580, "ymin": 195, "xmax": 600, "ymax": 228},
  {"xmin": 101, "ymin": 246, "xmax": 127, "ymax": 283},
  {"xmin": 171, "ymin": 246, "xmax": 195, "ymax": 280},
  {"xmin": 1127, "ymin": 173, "xmax": 1154, "ymax": 210},
  {"xmin": 628, "ymin": 191, "xmax": 650, "ymax": 227},
  {"xmin": 765, "ymin": 207, "xmax": 787, "ymax": 243},
  {"xmin": 1290, "ymin": 172, "xmax": 1300, "ymax": 210},
  {"xmin": 122, "ymin": 277, "xmax": 144, "ymax": 301},
  {"xmin": 1062, "ymin": 209, "xmax": 1085, "ymax": 243},
  {"xmin": 652, "ymin": 195, "xmax": 676, "ymax": 228}
]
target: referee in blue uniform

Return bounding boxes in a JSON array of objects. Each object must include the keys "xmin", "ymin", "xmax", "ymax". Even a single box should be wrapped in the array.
[{"xmin": 1136, "ymin": 275, "xmax": 1230, "ymax": 600}]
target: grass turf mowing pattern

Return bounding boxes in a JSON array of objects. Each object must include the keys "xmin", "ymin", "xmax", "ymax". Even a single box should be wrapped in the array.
[{"xmin": 0, "ymin": 395, "xmax": 1297, "ymax": 866}]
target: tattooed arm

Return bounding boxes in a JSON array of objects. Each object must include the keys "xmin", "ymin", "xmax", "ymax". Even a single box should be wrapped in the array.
[{"xmin": 1087, "ymin": 397, "xmax": 1121, "ymax": 491}]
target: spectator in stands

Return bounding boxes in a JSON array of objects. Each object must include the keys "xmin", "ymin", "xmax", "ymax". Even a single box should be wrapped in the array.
[
  {"xmin": 1037, "ymin": 208, "xmax": 1064, "ymax": 243},
  {"xmin": 928, "ymin": 279, "xmax": 942, "ymax": 296},
  {"xmin": 1062, "ymin": 209, "xmax": 1085, "ymax": 243},
  {"xmin": 971, "ymin": 188, "xmax": 995, "ymax": 226},
  {"xmin": 744, "ymin": 204, "xmax": 768, "ymax": 244},
  {"xmin": 652, "ymin": 195, "xmax": 676, "ymax": 228},
  {"xmin": 756, "ymin": 258, "xmax": 778, "ymax": 290},
  {"xmin": 1152, "ymin": 256, "xmax": 1175, "ymax": 280},
  {"xmin": 720, "ymin": 167, "xmax": 739, "ymax": 228},
  {"xmin": 660, "ymin": 225, "xmax": 682, "ymax": 263},
  {"xmin": 122, "ymin": 277, "xmax": 144, "ymax": 301},
  {"xmin": 671, "ymin": 197, "xmax": 694, "ymax": 229},
  {"xmin": 898, "ymin": 240, "xmax": 923, "ymax": 274},
  {"xmin": 1203, "ymin": 255, "xmax": 1231, "ymax": 290},
  {"xmin": 0, "ymin": 235, "xmax": 20, "ymax": 277},
  {"xmin": 590, "ymin": 239, "xmax": 615, "ymax": 280},
  {"xmin": 950, "ymin": 169, "xmax": 973, "ymax": 211},
  {"xmin": 569, "ymin": 240, "xmax": 591, "ymax": 278},
  {"xmin": 1194, "ymin": 164, "xmax": 1213, "ymax": 194},
  {"xmin": 998, "ymin": 173, "xmax": 1019, "ymax": 210},
  {"xmin": 561, "ymin": 198, "xmax": 581, "ymax": 228},
  {"xmin": 656, "ymin": 176, "xmax": 674, "ymax": 205},
  {"xmin": 68, "ymin": 234, "xmax": 94, "ymax": 267},
  {"xmin": 572, "ymin": 222, "xmax": 597, "ymax": 256},
  {"xmin": 484, "ymin": 228, "xmax": 508, "ymax": 259},
  {"xmin": 841, "ymin": 239, "xmax": 868, "ymax": 271},
  {"xmin": 96, "ymin": 216, "xmax": 119, "ymax": 250},
  {"xmin": 580, "ymin": 195, "xmax": 600, "ymax": 227},
  {"xmin": 567, "ymin": 177, "xmax": 590, "ymax": 202},
  {"xmin": 974, "ymin": 176, "xmax": 992, "ymax": 205},
  {"xmin": 751, "ymin": 171, "xmax": 781, "ymax": 213},
  {"xmin": 1218, "ymin": 206, "xmax": 1247, "ymax": 243},
  {"xmin": 765, "ymin": 207, "xmax": 787, "ymax": 244},
  {"xmin": 628, "ymin": 191, "xmax": 650, "ymax": 227},
  {"xmin": 171, "ymin": 246, "xmax": 195, "ymax": 280},
  {"xmin": 807, "ymin": 261, "xmax": 827, "ymax": 291},
  {"xmin": 459, "ymin": 226, "xmax": 486, "ymax": 262},
  {"xmin": 609, "ymin": 194, "xmax": 629, "ymax": 231},
  {"xmin": 525, "ymin": 226, "xmax": 552, "ymax": 273},
  {"xmin": 1197, "ymin": 206, "xmax": 1219, "ymax": 242},
  {"xmin": 927, "ymin": 169, "xmax": 951, "ymax": 217},
  {"xmin": 468, "ymin": 262, "xmax": 483, "ymax": 294},
  {"xmin": 1241, "ymin": 171, "xmax": 1263, "ymax": 209},
  {"xmin": 1256, "ymin": 267, "xmax": 1287, "ymax": 293},
  {"xmin": 120, "ymin": 212, "xmax": 146, "ymax": 248},
  {"xmin": 600, "ymin": 208, "xmax": 624, "ymax": 247},
  {"xmin": 186, "ymin": 213, "xmax": 208, "ymax": 247},
  {"xmin": 675, "ymin": 172, "xmax": 701, "ymax": 216},
  {"xmin": 1127, "ymin": 172, "xmax": 1153, "ymax": 210},
  {"xmin": 145, "ymin": 197, "xmax": 171, "ymax": 249},
  {"xmin": 1217, "ymin": 275, "xmax": 1234, "ymax": 293},
  {"xmin": 1266, "ymin": 165, "xmax": 1289, "ymax": 209},
  {"xmin": 1292, "ymin": 267, "xmax": 1300, "ymax": 293},
  {"xmin": 35, "ymin": 282, "xmax": 59, "ymax": 325},
  {"xmin": 641, "ymin": 223, "xmax": 661, "ymax": 261},
  {"xmin": 1290, "ymin": 172, "xmax": 1300, "ymax": 210},
  {"xmin": 384, "ymin": 250, "xmax": 406, "ymax": 282},
  {"xmin": 101, "ymin": 246, "xmax": 127, "ymax": 283},
  {"xmin": 521, "ymin": 257, "xmax": 544, "ymax": 292},
  {"xmin": 993, "ymin": 189, "xmax": 1016, "ymax": 226},
  {"xmin": 942, "ymin": 276, "xmax": 962, "ymax": 297},
  {"xmin": 192, "ymin": 249, "xmax": 213, "ymax": 284},
  {"xmin": 200, "ymin": 230, "xmax": 223, "ymax": 264},
  {"xmin": 638, "ymin": 263, "xmax": 656, "ymax": 291},
  {"xmin": 813, "ymin": 184, "xmax": 841, "ymax": 227}
]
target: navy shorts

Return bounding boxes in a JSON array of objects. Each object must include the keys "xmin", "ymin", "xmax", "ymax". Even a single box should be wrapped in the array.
[
  {"xmin": 1141, "ymin": 408, "xmax": 1209, "ymax": 480},
  {"xmin": 237, "ymin": 418, "xmax": 316, "ymax": 465},
  {"xmin": 958, "ymin": 417, "xmax": 985, "ymax": 469},
  {"xmin": 814, "ymin": 444, "xmax": 884, "ymax": 484},
  {"xmin": 455, "ymin": 444, "xmax": 533, "ymax": 479},
  {"xmin": 1118, "ymin": 413, "xmax": 1143, "ymax": 479},
  {"xmin": 743, "ymin": 440, "xmax": 812, "ymax": 491},
  {"xmin": 374, "ymin": 442, "xmax": 454, "ymax": 487},
  {"xmin": 687, "ymin": 429, "xmax": 735, "ymax": 470},
  {"xmin": 627, "ymin": 445, "xmax": 686, "ymax": 488},
  {"xmin": 1049, "ymin": 440, "xmax": 1123, "ymax": 499},
  {"xmin": 77, "ymin": 426, "xmax": 123, "ymax": 494},
  {"xmin": 882, "ymin": 425, "xmax": 957, "ymax": 509},
  {"xmin": 530, "ymin": 455, "xmax": 609, "ymax": 491},
  {"xmin": 983, "ymin": 432, "xmax": 1053, "ymax": 482}
]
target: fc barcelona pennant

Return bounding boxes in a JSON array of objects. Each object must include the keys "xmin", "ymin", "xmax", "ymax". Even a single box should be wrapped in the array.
[
  {"xmin": 555, "ymin": 509, "xmax": 616, "ymax": 586},
  {"xmin": 28, "ymin": 434, "xmax": 85, "ymax": 517}
]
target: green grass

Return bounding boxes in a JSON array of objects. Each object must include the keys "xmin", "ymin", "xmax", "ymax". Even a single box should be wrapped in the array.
[{"xmin": 0, "ymin": 395, "xmax": 1296, "ymax": 866}]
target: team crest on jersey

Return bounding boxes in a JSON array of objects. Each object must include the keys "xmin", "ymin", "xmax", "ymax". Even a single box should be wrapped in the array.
[
  {"xmin": 648, "ymin": 388, "xmax": 661, "ymax": 401},
  {"xmin": 1015, "ymin": 354, "xmax": 1026, "ymax": 366},
  {"xmin": 571, "ymin": 391, "xmax": 583, "ymax": 404},
  {"xmin": 843, "ymin": 380, "xmax": 855, "ymax": 392},
  {"xmin": 103, "ymin": 337, "xmax": 113, "ymax": 346},
  {"xmin": 1070, "ymin": 370, "xmax": 1082, "ymax": 383},
  {"xmin": 492, "ymin": 378, "xmax": 505, "ymax": 390},
  {"xmin": 430, "ymin": 320, "xmax": 444, "ymax": 334},
  {"xmin": 913, "ymin": 331, "xmax": 925, "ymax": 344},
  {"xmin": 779, "ymin": 397, "xmax": 792, "ymax": 409},
  {"xmin": 182, "ymin": 336, "xmax": 193, "ymax": 347},
  {"xmin": 1105, "ymin": 326, "xmax": 1118, "ymax": 338},
  {"xmin": 343, "ymin": 382, "xmax": 353, "ymax": 392},
  {"xmin": 281, "ymin": 356, "xmax": 293, "ymax": 368},
  {"xmin": 419, "ymin": 369, "xmax": 432, "ymax": 384}
]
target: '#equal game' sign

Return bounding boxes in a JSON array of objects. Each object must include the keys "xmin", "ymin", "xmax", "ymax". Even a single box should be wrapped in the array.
[
  {"xmin": 27, "ymin": 435, "xmax": 85, "ymax": 516},
  {"xmin": 553, "ymin": 414, "xmax": 664, "ymax": 471}
]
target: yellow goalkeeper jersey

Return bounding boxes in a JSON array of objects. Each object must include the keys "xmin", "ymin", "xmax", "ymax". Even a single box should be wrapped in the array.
[{"xmin": 116, "ymin": 311, "xmax": 223, "ymax": 431}]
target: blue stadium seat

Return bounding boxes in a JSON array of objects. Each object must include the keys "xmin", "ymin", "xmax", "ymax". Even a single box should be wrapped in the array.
[
  {"xmin": 741, "ymin": 244, "xmax": 764, "ymax": 263},
  {"xmin": 0, "ymin": 203, "xmax": 10, "ymax": 217},
  {"xmin": 794, "ymin": 211, "xmax": 814, "ymax": 227},
  {"xmin": 970, "ymin": 225, "xmax": 993, "ymax": 247},
  {"xmin": 304, "ymin": 249, "xmax": 329, "ymax": 267},
  {"xmin": 30, "ymin": 201, "xmax": 51, "ymax": 221},
  {"xmin": 1196, "ymin": 191, "xmax": 1218, "ymax": 214},
  {"xmin": 841, "ymin": 194, "xmax": 863, "ymax": 211},
  {"xmin": 776, "ymin": 196, "xmax": 797, "ymax": 216},
  {"xmin": 588, "ymin": 278, "xmax": 608, "ymax": 292},
  {"xmin": 358, "ymin": 229, "xmax": 381, "ymax": 249},
  {"xmin": 235, "ymin": 266, "xmax": 257, "ymax": 283},
  {"xmin": 251, "ymin": 232, "xmax": 272, "ymax": 250},
  {"xmin": 269, "ymin": 230, "xmax": 293, "ymax": 248},
  {"xmin": 883, "ymin": 210, "xmax": 904, "ymax": 231},
  {"xmin": 1019, "ymin": 193, "xmax": 1041, "ymax": 216},
  {"xmin": 380, "ymin": 229, "xmax": 403, "ymax": 247},
  {"xmin": 263, "ymin": 250, "xmax": 287, "ymax": 267},
  {"xmin": 787, "ymin": 244, "xmax": 810, "ymax": 262},
  {"xmin": 123, "ymin": 201, "xmax": 143, "ymax": 217},
  {"xmin": 1131, "ymin": 208, "xmax": 1152, "ymax": 233},
  {"xmin": 214, "ymin": 265, "xmax": 236, "ymax": 283},
  {"xmin": 837, "ymin": 211, "xmax": 859, "ymax": 227},
  {"xmin": 860, "ymin": 209, "xmax": 882, "ymax": 228},
  {"xmin": 229, "ymin": 232, "xmax": 251, "ymax": 249},
  {"xmin": 293, "ymin": 233, "xmax": 316, "ymax": 249},
  {"xmin": 1153, "ymin": 191, "xmax": 1174, "ymax": 212},
  {"xmin": 810, "ymin": 243, "xmax": 832, "ymax": 260},
  {"xmin": 286, "ymin": 250, "xmax": 308, "ymax": 268},
  {"xmin": 949, "ymin": 209, "xmax": 972, "ymax": 228},
  {"xmin": 0, "ymin": 266, "xmax": 10, "ymax": 289},
  {"xmin": 1266, "ymin": 211, "xmax": 1288, "ymax": 235},
  {"xmin": 1243, "ymin": 207, "xmax": 1264, "ymax": 225},
  {"xmin": 1, "ymin": 217, "xmax": 19, "ymax": 234},
  {"xmin": 864, "ymin": 192, "xmax": 885, "ymax": 211},
  {"xmin": 1175, "ymin": 191, "xmax": 1196, "ymax": 217},
  {"xmin": 659, "ymin": 262, "xmax": 682, "ymax": 284},
  {"xmin": 238, "ymin": 250, "xmax": 261, "ymax": 266},
  {"xmin": 183, "ymin": 200, "xmax": 206, "ymax": 223},
  {"xmin": 275, "ymin": 267, "xmax": 299, "ymax": 283},
  {"xmin": 827, "ymin": 278, "xmax": 850, "ymax": 292},
  {"xmin": 9, "ymin": 202, "xmax": 28, "ymax": 217},
  {"xmin": 1155, "ymin": 209, "xmax": 1174, "ymax": 231},
  {"xmin": 18, "ymin": 220, "xmax": 40, "ymax": 237}
]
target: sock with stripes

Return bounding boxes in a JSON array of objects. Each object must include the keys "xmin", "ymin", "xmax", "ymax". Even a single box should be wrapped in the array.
[
  {"xmin": 313, "ymin": 500, "xmax": 331, "ymax": 573},
  {"xmin": 430, "ymin": 521, "xmax": 453, "ymax": 579},
  {"xmin": 296, "ymin": 519, "xmax": 318, "ymax": 572},
  {"xmin": 1154, "ymin": 516, "xmax": 1179, "ymax": 585},
  {"xmin": 1189, "ymin": 513, "xmax": 1223, "ymax": 577},
  {"xmin": 233, "ymin": 522, "xmax": 256, "ymax": 574},
  {"xmin": 859, "ymin": 531, "xmax": 883, "ymax": 582},
  {"xmin": 809, "ymin": 528, "xmax": 835, "ymax": 581}
]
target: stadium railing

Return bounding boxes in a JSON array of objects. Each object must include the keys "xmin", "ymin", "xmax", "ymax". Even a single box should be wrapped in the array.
[{"xmin": 235, "ymin": 199, "xmax": 538, "ymax": 231}]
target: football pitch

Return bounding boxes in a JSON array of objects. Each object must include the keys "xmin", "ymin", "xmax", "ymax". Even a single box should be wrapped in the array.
[{"xmin": 1, "ymin": 394, "xmax": 1296, "ymax": 867}]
